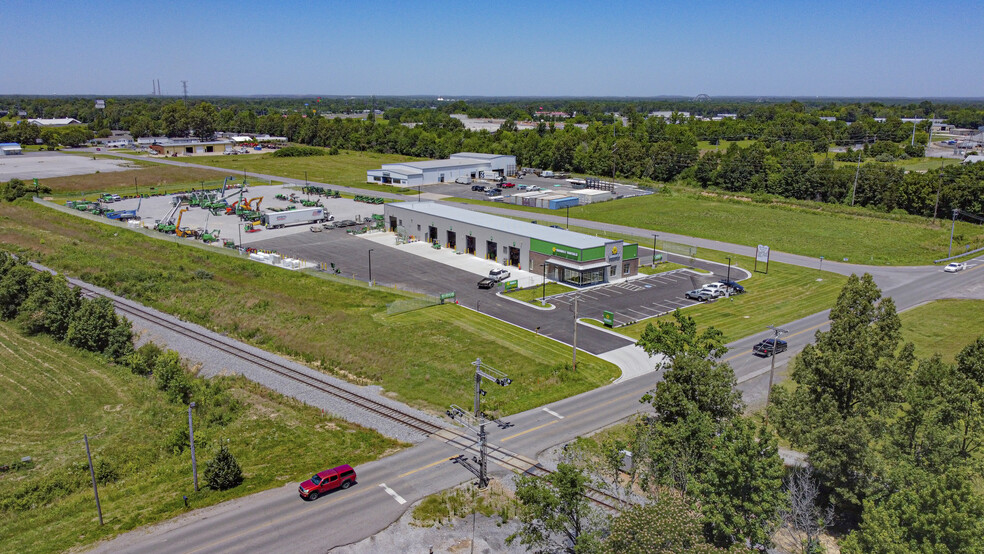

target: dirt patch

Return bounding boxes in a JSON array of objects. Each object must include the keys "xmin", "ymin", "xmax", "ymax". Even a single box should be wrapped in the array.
[{"xmin": 41, "ymin": 164, "xmax": 227, "ymax": 195}]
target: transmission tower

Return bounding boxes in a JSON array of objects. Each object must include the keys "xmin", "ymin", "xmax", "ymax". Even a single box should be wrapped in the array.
[{"xmin": 181, "ymin": 81, "xmax": 188, "ymax": 101}]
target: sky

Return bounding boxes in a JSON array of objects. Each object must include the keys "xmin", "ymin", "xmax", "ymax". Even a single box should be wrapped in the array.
[{"xmin": 1, "ymin": 0, "xmax": 982, "ymax": 98}]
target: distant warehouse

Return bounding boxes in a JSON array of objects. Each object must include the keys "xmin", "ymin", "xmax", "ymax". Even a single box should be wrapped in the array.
[
  {"xmin": 384, "ymin": 201, "xmax": 638, "ymax": 286},
  {"xmin": 367, "ymin": 152, "xmax": 516, "ymax": 187}
]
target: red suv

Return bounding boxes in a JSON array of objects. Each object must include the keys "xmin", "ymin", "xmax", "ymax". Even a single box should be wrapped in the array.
[{"xmin": 298, "ymin": 464, "xmax": 357, "ymax": 500}]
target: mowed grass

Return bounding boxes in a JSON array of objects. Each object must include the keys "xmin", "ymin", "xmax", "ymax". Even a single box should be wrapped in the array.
[
  {"xmin": 504, "ymin": 282, "xmax": 576, "ymax": 304},
  {"xmin": 811, "ymin": 154, "xmax": 962, "ymax": 172},
  {"xmin": 0, "ymin": 201, "xmax": 618, "ymax": 415},
  {"xmin": 188, "ymin": 149, "xmax": 425, "ymax": 193},
  {"xmin": 472, "ymin": 188, "xmax": 982, "ymax": 265},
  {"xmin": 0, "ymin": 322, "xmax": 401, "ymax": 554},
  {"xmin": 609, "ymin": 254, "xmax": 847, "ymax": 344},
  {"xmin": 901, "ymin": 299, "xmax": 984, "ymax": 364},
  {"xmin": 38, "ymin": 163, "xmax": 230, "ymax": 197}
]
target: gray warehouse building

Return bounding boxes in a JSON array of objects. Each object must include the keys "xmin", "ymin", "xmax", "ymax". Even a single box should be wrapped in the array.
[
  {"xmin": 367, "ymin": 152, "xmax": 516, "ymax": 187},
  {"xmin": 384, "ymin": 201, "xmax": 638, "ymax": 286}
]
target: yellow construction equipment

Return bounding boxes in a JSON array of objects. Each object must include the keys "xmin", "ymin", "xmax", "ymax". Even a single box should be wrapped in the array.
[{"xmin": 174, "ymin": 209, "xmax": 194, "ymax": 238}]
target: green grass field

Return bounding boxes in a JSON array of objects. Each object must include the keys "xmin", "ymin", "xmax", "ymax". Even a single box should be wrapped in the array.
[
  {"xmin": 811, "ymin": 154, "xmax": 962, "ymax": 172},
  {"xmin": 0, "ymin": 322, "xmax": 401, "ymax": 553},
  {"xmin": 188, "ymin": 149, "xmax": 425, "ymax": 193},
  {"xmin": 453, "ymin": 187, "xmax": 981, "ymax": 265},
  {"xmin": 901, "ymin": 299, "xmax": 984, "ymax": 364},
  {"xmin": 601, "ymin": 253, "xmax": 847, "ymax": 344},
  {"xmin": 697, "ymin": 139, "xmax": 755, "ymax": 152},
  {"xmin": 504, "ymin": 282, "xmax": 575, "ymax": 305},
  {"xmin": 0, "ymin": 201, "xmax": 619, "ymax": 415}
]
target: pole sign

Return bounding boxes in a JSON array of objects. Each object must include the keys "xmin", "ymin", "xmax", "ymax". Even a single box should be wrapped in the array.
[
  {"xmin": 439, "ymin": 291, "xmax": 456, "ymax": 304},
  {"xmin": 603, "ymin": 311, "xmax": 614, "ymax": 327},
  {"xmin": 504, "ymin": 280, "xmax": 519, "ymax": 292},
  {"xmin": 755, "ymin": 244, "xmax": 771, "ymax": 274}
]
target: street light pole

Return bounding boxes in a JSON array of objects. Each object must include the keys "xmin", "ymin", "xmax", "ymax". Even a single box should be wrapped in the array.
[
  {"xmin": 763, "ymin": 325, "xmax": 788, "ymax": 426},
  {"xmin": 368, "ymin": 249, "xmax": 374, "ymax": 286},
  {"xmin": 652, "ymin": 234, "xmax": 658, "ymax": 268},
  {"xmin": 188, "ymin": 402, "xmax": 198, "ymax": 491},
  {"xmin": 948, "ymin": 208, "xmax": 958, "ymax": 258},
  {"xmin": 566, "ymin": 206, "xmax": 569, "ymax": 229},
  {"xmin": 237, "ymin": 223, "xmax": 242, "ymax": 251},
  {"xmin": 725, "ymin": 256, "xmax": 732, "ymax": 284}
]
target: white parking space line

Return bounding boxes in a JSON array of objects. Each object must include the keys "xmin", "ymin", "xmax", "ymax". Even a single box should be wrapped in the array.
[
  {"xmin": 542, "ymin": 407, "xmax": 564, "ymax": 419},
  {"xmin": 379, "ymin": 483, "xmax": 407, "ymax": 504}
]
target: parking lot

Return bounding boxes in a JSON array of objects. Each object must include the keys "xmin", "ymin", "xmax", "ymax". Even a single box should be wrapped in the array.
[
  {"xmin": 418, "ymin": 173, "xmax": 651, "ymax": 203},
  {"xmin": 548, "ymin": 269, "xmax": 724, "ymax": 326}
]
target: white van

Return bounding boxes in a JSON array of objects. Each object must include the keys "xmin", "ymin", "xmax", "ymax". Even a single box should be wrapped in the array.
[{"xmin": 455, "ymin": 176, "xmax": 472, "ymax": 185}]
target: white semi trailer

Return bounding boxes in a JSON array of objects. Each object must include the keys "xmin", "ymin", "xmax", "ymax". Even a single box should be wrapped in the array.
[{"xmin": 263, "ymin": 207, "xmax": 326, "ymax": 229}]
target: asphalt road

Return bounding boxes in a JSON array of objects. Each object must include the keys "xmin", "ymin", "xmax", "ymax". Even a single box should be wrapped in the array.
[{"xmin": 84, "ymin": 152, "xmax": 984, "ymax": 553}]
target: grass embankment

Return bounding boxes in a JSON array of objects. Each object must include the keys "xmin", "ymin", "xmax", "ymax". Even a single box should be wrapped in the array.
[
  {"xmin": 188, "ymin": 149, "xmax": 425, "ymax": 194},
  {"xmin": 504, "ymin": 282, "xmax": 576, "ymax": 305},
  {"xmin": 603, "ymin": 252, "xmax": 846, "ymax": 344},
  {"xmin": 638, "ymin": 262, "xmax": 695, "ymax": 275},
  {"xmin": 901, "ymin": 299, "xmax": 984, "ymax": 364},
  {"xmin": 0, "ymin": 201, "xmax": 618, "ymax": 414},
  {"xmin": 453, "ymin": 187, "xmax": 982, "ymax": 265},
  {"xmin": 39, "ymin": 163, "xmax": 232, "ymax": 197},
  {"xmin": 0, "ymin": 322, "xmax": 400, "ymax": 554}
]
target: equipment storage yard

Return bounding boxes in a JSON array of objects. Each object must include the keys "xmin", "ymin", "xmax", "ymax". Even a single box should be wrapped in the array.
[{"xmin": 81, "ymin": 184, "xmax": 385, "ymax": 247}]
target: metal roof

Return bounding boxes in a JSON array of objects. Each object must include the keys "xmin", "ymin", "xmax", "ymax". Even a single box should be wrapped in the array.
[
  {"xmin": 381, "ymin": 158, "xmax": 492, "ymax": 174},
  {"xmin": 387, "ymin": 201, "xmax": 610, "ymax": 250}
]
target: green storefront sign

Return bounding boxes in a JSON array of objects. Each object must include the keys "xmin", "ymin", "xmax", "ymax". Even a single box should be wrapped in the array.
[
  {"xmin": 504, "ymin": 280, "xmax": 518, "ymax": 292},
  {"xmin": 603, "ymin": 311, "xmax": 614, "ymax": 327}
]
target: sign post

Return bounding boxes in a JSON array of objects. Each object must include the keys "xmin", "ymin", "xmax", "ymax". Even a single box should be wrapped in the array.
[
  {"xmin": 755, "ymin": 245, "xmax": 771, "ymax": 274},
  {"xmin": 603, "ymin": 311, "xmax": 614, "ymax": 327},
  {"xmin": 440, "ymin": 291, "xmax": 456, "ymax": 304}
]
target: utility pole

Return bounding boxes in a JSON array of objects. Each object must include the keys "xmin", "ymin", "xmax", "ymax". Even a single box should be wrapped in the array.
[
  {"xmin": 368, "ymin": 249, "xmax": 374, "ymax": 286},
  {"xmin": 652, "ymin": 234, "xmax": 658, "ymax": 268},
  {"xmin": 571, "ymin": 295, "xmax": 579, "ymax": 370},
  {"xmin": 763, "ymin": 325, "xmax": 789, "ymax": 426},
  {"xmin": 188, "ymin": 402, "xmax": 198, "ymax": 491},
  {"xmin": 725, "ymin": 256, "xmax": 732, "ymax": 284},
  {"xmin": 84, "ymin": 434, "xmax": 103, "ymax": 525},
  {"xmin": 850, "ymin": 148, "xmax": 862, "ymax": 206},
  {"xmin": 448, "ymin": 359, "xmax": 512, "ymax": 489},
  {"xmin": 948, "ymin": 208, "xmax": 958, "ymax": 258}
]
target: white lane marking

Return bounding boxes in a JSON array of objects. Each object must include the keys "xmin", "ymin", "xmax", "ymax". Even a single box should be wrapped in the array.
[
  {"xmin": 736, "ymin": 366, "xmax": 772, "ymax": 384},
  {"xmin": 379, "ymin": 483, "xmax": 406, "ymax": 504},
  {"xmin": 542, "ymin": 407, "xmax": 565, "ymax": 419}
]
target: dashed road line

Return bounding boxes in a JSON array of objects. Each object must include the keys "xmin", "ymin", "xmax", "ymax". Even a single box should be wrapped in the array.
[
  {"xmin": 542, "ymin": 407, "xmax": 564, "ymax": 419},
  {"xmin": 379, "ymin": 483, "xmax": 407, "ymax": 505}
]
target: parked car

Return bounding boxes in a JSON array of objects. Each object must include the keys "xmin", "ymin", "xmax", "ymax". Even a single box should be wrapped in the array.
[
  {"xmin": 752, "ymin": 339, "xmax": 788, "ymax": 357},
  {"xmin": 695, "ymin": 290, "xmax": 721, "ymax": 302},
  {"xmin": 485, "ymin": 188, "xmax": 502, "ymax": 196},
  {"xmin": 944, "ymin": 262, "xmax": 967, "ymax": 273},
  {"xmin": 518, "ymin": 184, "xmax": 528, "ymax": 191},
  {"xmin": 700, "ymin": 282, "xmax": 728, "ymax": 295},
  {"xmin": 477, "ymin": 277, "xmax": 496, "ymax": 289},
  {"xmin": 489, "ymin": 268, "xmax": 511, "ymax": 282},
  {"xmin": 527, "ymin": 185, "xmax": 541, "ymax": 192},
  {"xmin": 472, "ymin": 184, "xmax": 486, "ymax": 192},
  {"xmin": 684, "ymin": 289, "xmax": 704, "ymax": 300},
  {"xmin": 298, "ymin": 464, "xmax": 357, "ymax": 500},
  {"xmin": 718, "ymin": 279, "xmax": 745, "ymax": 293},
  {"xmin": 549, "ymin": 225, "xmax": 563, "ymax": 229},
  {"xmin": 309, "ymin": 225, "xmax": 323, "ymax": 232},
  {"xmin": 502, "ymin": 182, "xmax": 516, "ymax": 188}
]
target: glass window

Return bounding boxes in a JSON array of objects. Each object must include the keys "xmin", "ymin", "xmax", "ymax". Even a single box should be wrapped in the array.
[
  {"xmin": 623, "ymin": 262, "xmax": 630, "ymax": 274},
  {"xmin": 610, "ymin": 265, "xmax": 617, "ymax": 277}
]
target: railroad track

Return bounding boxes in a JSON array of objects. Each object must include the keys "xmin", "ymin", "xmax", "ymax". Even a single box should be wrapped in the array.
[
  {"xmin": 70, "ymin": 276, "xmax": 627, "ymax": 510},
  {"xmin": 73, "ymin": 282, "xmax": 444, "ymax": 437}
]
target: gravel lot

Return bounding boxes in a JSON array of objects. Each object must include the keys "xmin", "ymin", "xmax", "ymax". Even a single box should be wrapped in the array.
[
  {"xmin": 33, "ymin": 261, "xmax": 441, "ymax": 444},
  {"xmin": 0, "ymin": 151, "xmax": 140, "ymax": 180}
]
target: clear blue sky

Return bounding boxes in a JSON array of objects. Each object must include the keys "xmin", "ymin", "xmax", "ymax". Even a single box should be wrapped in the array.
[{"xmin": 1, "ymin": 0, "xmax": 981, "ymax": 98}]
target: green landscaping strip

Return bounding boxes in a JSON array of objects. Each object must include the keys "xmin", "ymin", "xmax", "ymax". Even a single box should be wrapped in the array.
[
  {"xmin": 504, "ymin": 282, "xmax": 575, "ymax": 304},
  {"xmin": 901, "ymin": 299, "xmax": 984, "ymax": 364}
]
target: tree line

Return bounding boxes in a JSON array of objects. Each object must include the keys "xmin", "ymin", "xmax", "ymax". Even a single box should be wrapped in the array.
[{"xmin": 507, "ymin": 276, "xmax": 984, "ymax": 552}]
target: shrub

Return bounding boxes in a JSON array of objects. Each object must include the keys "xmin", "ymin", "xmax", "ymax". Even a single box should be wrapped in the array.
[
  {"xmin": 270, "ymin": 146, "xmax": 326, "ymax": 158},
  {"xmin": 204, "ymin": 445, "xmax": 243, "ymax": 490}
]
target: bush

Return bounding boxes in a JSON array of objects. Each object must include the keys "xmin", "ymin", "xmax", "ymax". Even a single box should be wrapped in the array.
[
  {"xmin": 204, "ymin": 445, "xmax": 243, "ymax": 490},
  {"xmin": 270, "ymin": 146, "xmax": 326, "ymax": 158},
  {"xmin": 1, "ymin": 178, "xmax": 28, "ymax": 202}
]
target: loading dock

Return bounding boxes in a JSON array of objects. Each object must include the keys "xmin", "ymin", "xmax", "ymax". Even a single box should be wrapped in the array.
[
  {"xmin": 486, "ymin": 240, "xmax": 498, "ymax": 261},
  {"xmin": 428, "ymin": 226, "xmax": 438, "ymax": 244},
  {"xmin": 389, "ymin": 216, "xmax": 397, "ymax": 232},
  {"xmin": 508, "ymin": 246, "xmax": 521, "ymax": 267},
  {"xmin": 466, "ymin": 235, "xmax": 476, "ymax": 255},
  {"xmin": 447, "ymin": 230, "xmax": 456, "ymax": 249}
]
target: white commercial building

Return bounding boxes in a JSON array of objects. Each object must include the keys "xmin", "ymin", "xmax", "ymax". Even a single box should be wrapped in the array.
[
  {"xmin": 367, "ymin": 152, "xmax": 516, "ymax": 187},
  {"xmin": 0, "ymin": 142, "xmax": 23, "ymax": 155},
  {"xmin": 27, "ymin": 118, "xmax": 82, "ymax": 127}
]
